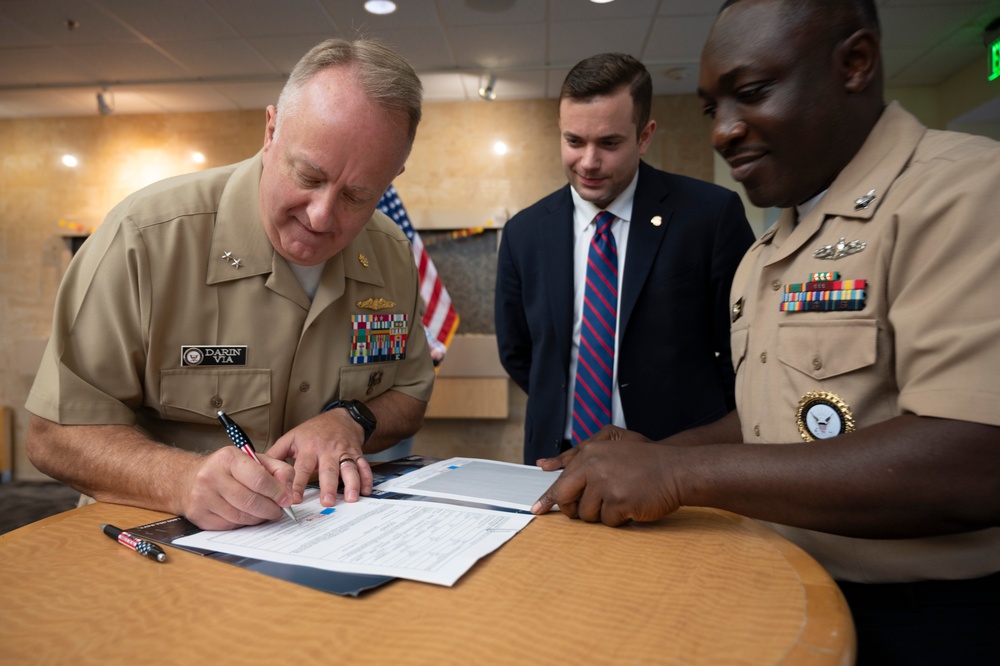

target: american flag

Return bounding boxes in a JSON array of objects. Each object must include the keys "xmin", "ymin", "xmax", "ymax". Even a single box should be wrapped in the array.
[{"xmin": 378, "ymin": 185, "xmax": 460, "ymax": 354}]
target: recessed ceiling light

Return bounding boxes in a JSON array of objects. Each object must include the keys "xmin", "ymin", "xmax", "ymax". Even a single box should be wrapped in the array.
[
  {"xmin": 364, "ymin": 1, "xmax": 397, "ymax": 15},
  {"xmin": 62, "ymin": 154, "xmax": 78, "ymax": 168},
  {"xmin": 590, "ymin": 0, "xmax": 615, "ymax": 4}
]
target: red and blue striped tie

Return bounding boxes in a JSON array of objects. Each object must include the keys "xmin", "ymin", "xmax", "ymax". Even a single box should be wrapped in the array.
[{"xmin": 571, "ymin": 211, "xmax": 618, "ymax": 445}]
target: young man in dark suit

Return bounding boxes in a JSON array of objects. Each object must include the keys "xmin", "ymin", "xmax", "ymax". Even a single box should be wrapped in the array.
[{"xmin": 495, "ymin": 53, "xmax": 755, "ymax": 465}]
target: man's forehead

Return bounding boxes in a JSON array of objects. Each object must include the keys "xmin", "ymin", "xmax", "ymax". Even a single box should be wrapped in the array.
[{"xmin": 701, "ymin": 3, "xmax": 805, "ymax": 80}]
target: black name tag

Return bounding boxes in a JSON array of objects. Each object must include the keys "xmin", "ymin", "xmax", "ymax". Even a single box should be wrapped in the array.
[{"xmin": 181, "ymin": 345, "xmax": 248, "ymax": 366}]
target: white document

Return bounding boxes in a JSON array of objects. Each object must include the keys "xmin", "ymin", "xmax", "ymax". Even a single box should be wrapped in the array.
[
  {"xmin": 373, "ymin": 457, "xmax": 561, "ymax": 511},
  {"xmin": 174, "ymin": 489, "xmax": 533, "ymax": 587}
]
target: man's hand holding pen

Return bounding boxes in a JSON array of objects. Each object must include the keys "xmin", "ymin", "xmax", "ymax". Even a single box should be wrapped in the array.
[
  {"xmin": 177, "ymin": 444, "xmax": 296, "ymax": 531},
  {"xmin": 266, "ymin": 409, "xmax": 374, "ymax": 508}
]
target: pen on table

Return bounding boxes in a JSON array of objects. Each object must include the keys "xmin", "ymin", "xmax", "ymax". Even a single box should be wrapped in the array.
[
  {"xmin": 101, "ymin": 524, "xmax": 167, "ymax": 563},
  {"xmin": 217, "ymin": 410, "xmax": 298, "ymax": 523}
]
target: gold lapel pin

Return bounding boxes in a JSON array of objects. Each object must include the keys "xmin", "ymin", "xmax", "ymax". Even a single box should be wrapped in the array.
[
  {"xmin": 358, "ymin": 253, "xmax": 369, "ymax": 268},
  {"xmin": 651, "ymin": 215, "xmax": 662, "ymax": 227}
]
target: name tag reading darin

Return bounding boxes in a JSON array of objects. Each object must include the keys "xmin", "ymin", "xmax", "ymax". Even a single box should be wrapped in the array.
[{"xmin": 181, "ymin": 345, "xmax": 248, "ymax": 366}]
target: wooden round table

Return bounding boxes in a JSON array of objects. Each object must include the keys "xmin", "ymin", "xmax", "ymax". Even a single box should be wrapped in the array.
[{"xmin": 0, "ymin": 502, "xmax": 854, "ymax": 664}]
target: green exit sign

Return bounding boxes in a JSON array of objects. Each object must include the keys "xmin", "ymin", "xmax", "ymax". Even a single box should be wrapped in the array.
[{"xmin": 992, "ymin": 38, "xmax": 1000, "ymax": 81}]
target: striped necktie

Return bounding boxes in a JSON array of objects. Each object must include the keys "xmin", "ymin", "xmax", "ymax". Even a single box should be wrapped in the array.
[{"xmin": 571, "ymin": 211, "xmax": 618, "ymax": 445}]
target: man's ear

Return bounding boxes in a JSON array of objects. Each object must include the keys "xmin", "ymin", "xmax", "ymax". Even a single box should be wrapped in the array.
[
  {"xmin": 263, "ymin": 105, "xmax": 278, "ymax": 149},
  {"xmin": 838, "ymin": 28, "xmax": 880, "ymax": 94}
]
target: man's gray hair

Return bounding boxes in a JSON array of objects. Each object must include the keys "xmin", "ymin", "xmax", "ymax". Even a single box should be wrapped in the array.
[{"xmin": 275, "ymin": 38, "xmax": 423, "ymax": 143}]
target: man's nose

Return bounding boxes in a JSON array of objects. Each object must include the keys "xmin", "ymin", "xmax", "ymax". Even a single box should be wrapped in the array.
[
  {"xmin": 711, "ymin": 107, "xmax": 747, "ymax": 152},
  {"xmin": 305, "ymin": 190, "xmax": 337, "ymax": 232},
  {"xmin": 579, "ymin": 144, "xmax": 601, "ymax": 170}
]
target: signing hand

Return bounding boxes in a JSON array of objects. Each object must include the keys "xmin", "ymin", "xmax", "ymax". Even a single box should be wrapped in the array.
[{"xmin": 179, "ymin": 446, "xmax": 295, "ymax": 530}]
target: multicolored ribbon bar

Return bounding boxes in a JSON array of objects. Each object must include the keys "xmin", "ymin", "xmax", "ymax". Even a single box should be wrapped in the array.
[
  {"xmin": 780, "ymin": 273, "xmax": 867, "ymax": 313},
  {"xmin": 351, "ymin": 314, "xmax": 408, "ymax": 364}
]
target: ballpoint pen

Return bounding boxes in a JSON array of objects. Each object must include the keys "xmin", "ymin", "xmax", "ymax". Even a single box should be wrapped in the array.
[
  {"xmin": 217, "ymin": 410, "xmax": 298, "ymax": 522},
  {"xmin": 101, "ymin": 523, "xmax": 167, "ymax": 562}
]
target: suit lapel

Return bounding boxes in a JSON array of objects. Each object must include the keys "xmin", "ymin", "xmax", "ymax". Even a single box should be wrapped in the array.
[
  {"xmin": 620, "ymin": 163, "xmax": 670, "ymax": 337},
  {"xmin": 543, "ymin": 188, "xmax": 576, "ymax": 362}
]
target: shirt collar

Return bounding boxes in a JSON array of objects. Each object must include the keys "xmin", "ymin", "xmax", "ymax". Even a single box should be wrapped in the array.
[
  {"xmin": 795, "ymin": 189, "xmax": 827, "ymax": 222},
  {"xmin": 570, "ymin": 168, "xmax": 639, "ymax": 233},
  {"xmin": 208, "ymin": 151, "xmax": 275, "ymax": 285}
]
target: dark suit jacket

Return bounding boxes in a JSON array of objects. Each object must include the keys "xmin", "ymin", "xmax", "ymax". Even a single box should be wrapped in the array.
[{"xmin": 495, "ymin": 161, "xmax": 755, "ymax": 464}]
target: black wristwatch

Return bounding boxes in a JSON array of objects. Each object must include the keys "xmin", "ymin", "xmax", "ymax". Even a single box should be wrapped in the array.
[{"xmin": 323, "ymin": 399, "xmax": 377, "ymax": 444}]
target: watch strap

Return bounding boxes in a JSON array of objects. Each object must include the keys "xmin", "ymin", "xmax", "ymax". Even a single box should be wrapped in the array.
[{"xmin": 322, "ymin": 399, "xmax": 376, "ymax": 444}]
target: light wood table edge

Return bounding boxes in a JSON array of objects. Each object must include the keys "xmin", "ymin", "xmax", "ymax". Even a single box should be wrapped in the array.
[{"xmin": 702, "ymin": 508, "xmax": 856, "ymax": 665}]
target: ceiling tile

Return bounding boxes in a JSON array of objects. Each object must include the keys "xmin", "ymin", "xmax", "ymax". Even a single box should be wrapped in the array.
[
  {"xmin": 0, "ymin": 11, "xmax": 49, "ymax": 47},
  {"xmin": 63, "ymin": 43, "xmax": 188, "ymax": 82},
  {"xmin": 0, "ymin": 46, "xmax": 100, "ymax": 85},
  {"xmin": 0, "ymin": 0, "xmax": 138, "ymax": 43},
  {"xmin": 97, "ymin": 0, "xmax": 238, "ymax": 41},
  {"xmin": 643, "ymin": 15, "xmax": 717, "ymax": 62},
  {"xmin": 206, "ymin": 0, "xmax": 337, "ymax": 37},
  {"xmin": 448, "ymin": 23, "xmax": 547, "ymax": 70},
  {"xmin": 549, "ymin": 19, "xmax": 652, "ymax": 65},
  {"xmin": 374, "ymin": 27, "xmax": 457, "ymax": 71},
  {"xmin": 880, "ymin": 5, "xmax": 990, "ymax": 48},
  {"xmin": 158, "ymin": 39, "xmax": 276, "ymax": 77},
  {"xmin": 549, "ymin": 0, "xmax": 660, "ymax": 21},
  {"xmin": 657, "ymin": 0, "xmax": 720, "ymax": 16},
  {"xmin": 892, "ymin": 42, "xmax": 984, "ymax": 86},
  {"xmin": 436, "ymin": 0, "xmax": 545, "ymax": 26}
]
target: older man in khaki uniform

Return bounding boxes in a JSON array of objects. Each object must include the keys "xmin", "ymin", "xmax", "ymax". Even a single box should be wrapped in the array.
[
  {"xmin": 26, "ymin": 39, "xmax": 434, "ymax": 531},
  {"xmin": 533, "ymin": 1, "xmax": 1000, "ymax": 663}
]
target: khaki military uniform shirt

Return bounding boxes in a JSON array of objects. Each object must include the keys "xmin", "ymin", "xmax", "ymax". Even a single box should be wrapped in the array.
[
  {"xmin": 729, "ymin": 102, "xmax": 1000, "ymax": 583},
  {"xmin": 27, "ymin": 154, "xmax": 434, "ymax": 453}
]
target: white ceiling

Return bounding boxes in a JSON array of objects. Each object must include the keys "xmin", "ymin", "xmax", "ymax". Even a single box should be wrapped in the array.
[{"xmin": 1, "ymin": 0, "xmax": 998, "ymax": 119}]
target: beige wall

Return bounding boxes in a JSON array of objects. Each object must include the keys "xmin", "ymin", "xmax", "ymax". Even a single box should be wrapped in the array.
[{"xmin": 0, "ymin": 94, "xmax": 717, "ymax": 479}]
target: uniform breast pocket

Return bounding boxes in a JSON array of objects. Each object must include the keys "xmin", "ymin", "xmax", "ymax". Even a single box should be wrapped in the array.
[
  {"xmin": 159, "ymin": 368, "xmax": 271, "ymax": 438},
  {"xmin": 776, "ymin": 320, "xmax": 878, "ymax": 380},
  {"xmin": 338, "ymin": 363, "xmax": 398, "ymax": 402}
]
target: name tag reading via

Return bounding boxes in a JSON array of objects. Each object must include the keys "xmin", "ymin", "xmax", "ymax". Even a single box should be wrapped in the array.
[{"xmin": 181, "ymin": 345, "xmax": 248, "ymax": 366}]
